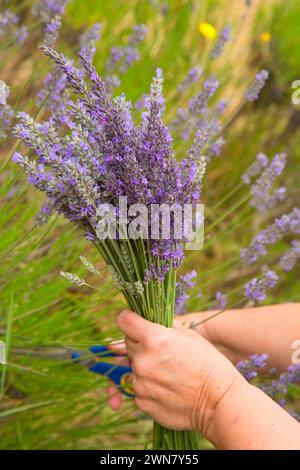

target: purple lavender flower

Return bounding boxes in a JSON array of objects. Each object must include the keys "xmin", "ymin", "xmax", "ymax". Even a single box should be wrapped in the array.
[
  {"xmin": 213, "ymin": 291, "xmax": 227, "ymax": 310},
  {"xmin": 0, "ymin": 9, "xmax": 18, "ymax": 39},
  {"xmin": 210, "ymin": 24, "xmax": 230, "ymax": 59},
  {"xmin": 32, "ymin": 0, "xmax": 70, "ymax": 22},
  {"xmin": 79, "ymin": 23, "xmax": 101, "ymax": 63},
  {"xmin": 14, "ymin": 25, "xmax": 28, "ymax": 45},
  {"xmin": 14, "ymin": 46, "xmax": 206, "ymax": 279},
  {"xmin": 249, "ymin": 153, "xmax": 286, "ymax": 213},
  {"xmin": 245, "ymin": 69, "xmax": 269, "ymax": 102},
  {"xmin": 279, "ymin": 240, "xmax": 300, "ymax": 272},
  {"xmin": 43, "ymin": 15, "xmax": 62, "ymax": 47},
  {"xmin": 175, "ymin": 270, "xmax": 197, "ymax": 314},
  {"xmin": 241, "ymin": 207, "xmax": 300, "ymax": 264},
  {"xmin": 242, "ymin": 153, "xmax": 269, "ymax": 184},
  {"xmin": 105, "ymin": 24, "xmax": 147, "ymax": 91},
  {"xmin": 244, "ymin": 268, "xmax": 279, "ymax": 302},
  {"xmin": 177, "ymin": 66, "xmax": 202, "ymax": 92},
  {"xmin": 237, "ymin": 353, "xmax": 269, "ymax": 380},
  {"xmin": 188, "ymin": 78, "xmax": 219, "ymax": 115}
]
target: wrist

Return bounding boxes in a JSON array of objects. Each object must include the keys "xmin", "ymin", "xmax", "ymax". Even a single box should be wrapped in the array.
[
  {"xmin": 204, "ymin": 374, "xmax": 249, "ymax": 445},
  {"xmin": 192, "ymin": 359, "xmax": 245, "ymax": 437}
]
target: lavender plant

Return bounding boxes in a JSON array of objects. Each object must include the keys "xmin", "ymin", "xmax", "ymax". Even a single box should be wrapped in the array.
[{"xmin": 13, "ymin": 43, "xmax": 205, "ymax": 449}]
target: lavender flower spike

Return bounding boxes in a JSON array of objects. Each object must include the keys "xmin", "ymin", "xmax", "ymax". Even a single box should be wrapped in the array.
[
  {"xmin": 244, "ymin": 269, "xmax": 279, "ymax": 302},
  {"xmin": 279, "ymin": 240, "xmax": 300, "ymax": 272},
  {"xmin": 43, "ymin": 15, "xmax": 62, "ymax": 47},
  {"xmin": 242, "ymin": 152, "xmax": 269, "ymax": 184},
  {"xmin": 245, "ymin": 69, "xmax": 269, "ymax": 102},
  {"xmin": 32, "ymin": 0, "xmax": 70, "ymax": 22},
  {"xmin": 210, "ymin": 24, "xmax": 231, "ymax": 59}
]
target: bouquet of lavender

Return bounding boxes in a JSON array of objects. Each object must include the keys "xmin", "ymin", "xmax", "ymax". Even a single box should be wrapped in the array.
[{"xmin": 12, "ymin": 43, "xmax": 207, "ymax": 449}]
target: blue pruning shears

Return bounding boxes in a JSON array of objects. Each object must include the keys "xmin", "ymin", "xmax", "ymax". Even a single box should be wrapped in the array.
[{"xmin": 71, "ymin": 345, "xmax": 134, "ymax": 398}]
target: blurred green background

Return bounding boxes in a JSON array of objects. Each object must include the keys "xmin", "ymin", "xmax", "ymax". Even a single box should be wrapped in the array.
[{"xmin": 0, "ymin": 0, "xmax": 299, "ymax": 449}]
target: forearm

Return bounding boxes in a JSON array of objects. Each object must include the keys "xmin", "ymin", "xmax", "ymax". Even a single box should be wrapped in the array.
[
  {"xmin": 180, "ymin": 303, "xmax": 300, "ymax": 371},
  {"xmin": 205, "ymin": 377, "xmax": 300, "ymax": 450}
]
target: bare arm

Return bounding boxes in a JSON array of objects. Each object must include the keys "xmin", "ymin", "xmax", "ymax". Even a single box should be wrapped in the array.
[
  {"xmin": 177, "ymin": 303, "xmax": 300, "ymax": 371},
  {"xmin": 208, "ymin": 377, "xmax": 300, "ymax": 449}
]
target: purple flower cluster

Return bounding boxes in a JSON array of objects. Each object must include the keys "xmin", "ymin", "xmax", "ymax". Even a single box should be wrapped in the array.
[
  {"xmin": 105, "ymin": 24, "xmax": 147, "ymax": 91},
  {"xmin": 170, "ymin": 78, "xmax": 223, "ymax": 158},
  {"xmin": 213, "ymin": 291, "xmax": 228, "ymax": 310},
  {"xmin": 237, "ymin": 353, "xmax": 269, "ymax": 380},
  {"xmin": 175, "ymin": 270, "xmax": 197, "ymax": 313},
  {"xmin": 242, "ymin": 152, "xmax": 269, "ymax": 184},
  {"xmin": 249, "ymin": 153, "xmax": 286, "ymax": 213},
  {"xmin": 32, "ymin": 0, "xmax": 70, "ymax": 22},
  {"xmin": 245, "ymin": 69, "xmax": 269, "ymax": 102},
  {"xmin": 0, "ymin": 8, "xmax": 28, "ymax": 45},
  {"xmin": 237, "ymin": 355, "xmax": 300, "ymax": 421},
  {"xmin": 241, "ymin": 207, "xmax": 300, "ymax": 264},
  {"xmin": 43, "ymin": 15, "xmax": 62, "ymax": 47},
  {"xmin": 13, "ymin": 46, "xmax": 207, "ymax": 277},
  {"xmin": 79, "ymin": 23, "xmax": 101, "ymax": 63},
  {"xmin": 210, "ymin": 25, "xmax": 230, "ymax": 59},
  {"xmin": 244, "ymin": 268, "xmax": 278, "ymax": 302},
  {"xmin": 279, "ymin": 240, "xmax": 300, "ymax": 272},
  {"xmin": 0, "ymin": 81, "xmax": 14, "ymax": 140}
]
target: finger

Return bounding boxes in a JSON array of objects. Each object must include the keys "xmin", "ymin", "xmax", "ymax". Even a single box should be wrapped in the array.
[
  {"xmin": 107, "ymin": 340, "xmax": 127, "ymax": 356},
  {"xmin": 117, "ymin": 309, "xmax": 162, "ymax": 342},
  {"xmin": 107, "ymin": 385, "xmax": 123, "ymax": 411},
  {"xmin": 125, "ymin": 337, "xmax": 139, "ymax": 360}
]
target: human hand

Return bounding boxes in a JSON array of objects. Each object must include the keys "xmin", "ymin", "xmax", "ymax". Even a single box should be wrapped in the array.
[{"xmin": 117, "ymin": 309, "xmax": 243, "ymax": 436}]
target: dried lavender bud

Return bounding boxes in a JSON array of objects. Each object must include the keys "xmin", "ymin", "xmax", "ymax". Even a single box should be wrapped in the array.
[
  {"xmin": 210, "ymin": 24, "xmax": 230, "ymax": 59},
  {"xmin": 107, "ymin": 265, "xmax": 124, "ymax": 290},
  {"xmin": 120, "ymin": 244, "xmax": 134, "ymax": 274},
  {"xmin": 134, "ymin": 281, "xmax": 144, "ymax": 296},
  {"xmin": 79, "ymin": 256, "xmax": 100, "ymax": 275},
  {"xmin": 244, "ymin": 268, "xmax": 278, "ymax": 302},
  {"xmin": 245, "ymin": 69, "xmax": 269, "ymax": 102},
  {"xmin": 177, "ymin": 66, "xmax": 202, "ymax": 92},
  {"xmin": 60, "ymin": 271, "xmax": 86, "ymax": 286}
]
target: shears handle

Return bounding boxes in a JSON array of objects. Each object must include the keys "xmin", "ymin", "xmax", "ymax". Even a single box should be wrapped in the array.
[{"xmin": 71, "ymin": 346, "xmax": 134, "ymax": 397}]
